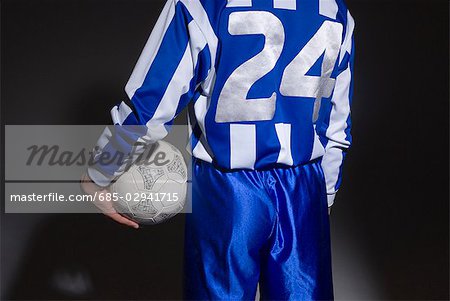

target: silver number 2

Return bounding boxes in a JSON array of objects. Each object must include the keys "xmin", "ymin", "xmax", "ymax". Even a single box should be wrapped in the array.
[
  {"xmin": 215, "ymin": 12, "xmax": 343, "ymax": 123},
  {"xmin": 215, "ymin": 11, "xmax": 284, "ymax": 123}
]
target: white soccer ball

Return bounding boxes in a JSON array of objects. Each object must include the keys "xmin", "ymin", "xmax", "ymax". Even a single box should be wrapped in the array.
[{"xmin": 110, "ymin": 140, "xmax": 187, "ymax": 225}]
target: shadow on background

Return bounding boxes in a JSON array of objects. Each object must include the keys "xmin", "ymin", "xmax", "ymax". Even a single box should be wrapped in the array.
[{"xmin": 3, "ymin": 214, "xmax": 185, "ymax": 300}]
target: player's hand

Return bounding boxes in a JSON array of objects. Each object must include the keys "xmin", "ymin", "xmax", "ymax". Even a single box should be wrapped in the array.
[{"xmin": 80, "ymin": 172, "xmax": 139, "ymax": 229}]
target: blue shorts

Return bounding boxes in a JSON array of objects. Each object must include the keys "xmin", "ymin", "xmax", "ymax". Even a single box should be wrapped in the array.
[{"xmin": 184, "ymin": 158, "xmax": 333, "ymax": 300}]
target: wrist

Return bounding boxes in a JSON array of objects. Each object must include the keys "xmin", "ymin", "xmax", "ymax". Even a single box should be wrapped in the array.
[{"xmin": 80, "ymin": 172, "xmax": 104, "ymax": 193}]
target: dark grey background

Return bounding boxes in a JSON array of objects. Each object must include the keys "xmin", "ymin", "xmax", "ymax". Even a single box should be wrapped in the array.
[{"xmin": 1, "ymin": 0, "xmax": 449, "ymax": 300}]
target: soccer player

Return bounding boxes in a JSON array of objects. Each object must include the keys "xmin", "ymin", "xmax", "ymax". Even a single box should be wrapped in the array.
[{"xmin": 81, "ymin": 0, "xmax": 355, "ymax": 299}]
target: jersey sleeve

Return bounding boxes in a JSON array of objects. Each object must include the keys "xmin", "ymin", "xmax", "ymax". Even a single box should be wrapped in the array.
[
  {"xmin": 88, "ymin": 0, "xmax": 212, "ymax": 186},
  {"xmin": 319, "ymin": 11, "xmax": 355, "ymax": 207}
]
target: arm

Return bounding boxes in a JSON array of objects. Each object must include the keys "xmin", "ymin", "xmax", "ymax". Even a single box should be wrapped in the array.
[
  {"xmin": 87, "ymin": 0, "xmax": 211, "ymax": 187},
  {"xmin": 81, "ymin": 0, "xmax": 211, "ymax": 226},
  {"xmin": 318, "ymin": 11, "xmax": 355, "ymax": 208}
]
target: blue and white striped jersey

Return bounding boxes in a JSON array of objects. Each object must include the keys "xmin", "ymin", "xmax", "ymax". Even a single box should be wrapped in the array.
[{"xmin": 88, "ymin": 0, "xmax": 355, "ymax": 206}]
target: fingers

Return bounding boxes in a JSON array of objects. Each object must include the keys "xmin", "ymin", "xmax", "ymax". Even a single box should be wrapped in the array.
[
  {"xmin": 95, "ymin": 195, "xmax": 140, "ymax": 229},
  {"xmin": 86, "ymin": 186, "xmax": 140, "ymax": 229},
  {"xmin": 105, "ymin": 213, "xmax": 140, "ymax": 229},
  {"xmin": 80, "ymin": 173, "xmax": 139, "ymax": 229}
]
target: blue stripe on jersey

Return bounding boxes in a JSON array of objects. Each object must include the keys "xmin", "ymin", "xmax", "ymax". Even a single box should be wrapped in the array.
[
  {"xmin": 345, "ymin": 46, "xmax": 355, "ymax": 145},
  {"xmin": 174, "ymin": 45, "xmax": 211, "ymax": 118},
  {"xmin": 254, "ymin": 124, "xmax": 280, "ymax": 169}
]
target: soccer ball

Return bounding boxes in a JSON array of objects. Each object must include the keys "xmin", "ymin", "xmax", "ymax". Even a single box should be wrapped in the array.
[{"xmin": 110, "ymin": 140, "xmax": 187, "ymax": 225}]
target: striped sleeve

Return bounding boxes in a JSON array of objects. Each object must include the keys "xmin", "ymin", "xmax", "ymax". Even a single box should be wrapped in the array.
[
  {"xmin": 88, "ymin": 0, "xmax": 212, "ymax": 186},
  {"xmin": 320, "ymin": 10, "xmax": 355, "ymax": 207}
]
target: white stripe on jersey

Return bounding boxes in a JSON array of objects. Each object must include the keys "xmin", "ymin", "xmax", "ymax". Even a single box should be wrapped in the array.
[
  {"xmin": 319, "ymin": 0, "xmax": 338, "ymax": 19},
  {"xmin": 325, "ymin": 65, "xmax": 352, "ymax": 148},
  {"xmin": 274, "ymin": 0, "xmax": 297, "ymax": 10},
  {"xmin": 192, "ymin": 95, "xmax": 214, "ymax": 163},
  {"xmin": 226, "ymin": 0, "xmax": 252, "ymax": 7},
  {"xmin": 230, "ymin": 124, "xmax": 256, "ymax": 169},
  {"xmin": 227, "ymin": 0, "xmax": 296, "ymax": 9},
  {"xmin": 275, "ymin": 123, "xmax": 294, "ymax": 166},
  {"xmin": 321, "ymin": 55, "xmax": 352, "ymax": 196},
  {"xmin": 193, "ymin": 140, "xmax": 213, "ymax": 163},
  {"xmin": 111, "ymin": 101, "xmax": 133, "ymax": 125},
  {"xmin": 180, "ymin": 0, "xmax": 218, "ymax": 96},
  {"xmin": 320, "ymin": 10, "xmax": 354, "ymax": 203},
  {"xmin": 321, "ymin": 145, "xmax": 343, "ymax": 203}
]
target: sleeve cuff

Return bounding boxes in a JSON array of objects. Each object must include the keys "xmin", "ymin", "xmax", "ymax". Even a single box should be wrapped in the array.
[
  {"xmin": 327, "ymin": 193, "xmax": 336, "ymax": 207},
  {"xmin": 87, "ymin": 167, "xmax": 114, "ymax": 188}
]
